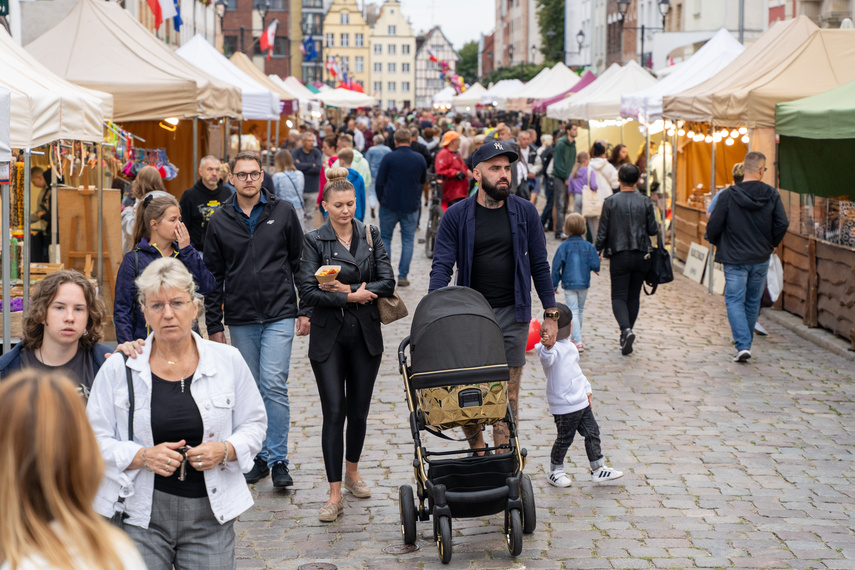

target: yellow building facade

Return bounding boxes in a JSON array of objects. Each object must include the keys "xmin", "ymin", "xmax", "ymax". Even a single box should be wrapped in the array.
[
  {"xmin": 322, "ymin": 0, "xmax": 370, "ymax": 89},
  {"xmin": 369, "ymin": 0, "xmax": 416, "ymax": 110}
]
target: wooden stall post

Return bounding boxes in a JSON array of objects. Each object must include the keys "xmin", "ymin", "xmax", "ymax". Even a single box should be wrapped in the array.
[
  {"xmin": 193, "ymin": 117, "xmax": 199, "ymax": 180},
  {"xmin": 22, "ymin": 150, "xmax": 31, "ymax": 313},
  {"xmin": 50, "ymin": 144, "xmax": 59, "ymax": 262},
  {"xmin": 707, "ymin": 123, "xmax": 716, "ymax": 294},
  {"xmin": 97, "ymin": 142, "xmax": 104, "ymax": 293}
]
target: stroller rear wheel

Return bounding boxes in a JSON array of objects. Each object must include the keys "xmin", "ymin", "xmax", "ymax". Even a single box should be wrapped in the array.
[
  {"xmin": 398, "ymin": 485, "xmax": 417, "ymax": 545},
  {"xmin": 505, "ymin": 509, "xmax": 523, "ymax": 556},
  {"xmin": 435, "ymin": 515, "xmax": 453, "ymax": 564},
  {"xmin": 520, "ymin": 473, "xmax": 537, "ymax": 534}
]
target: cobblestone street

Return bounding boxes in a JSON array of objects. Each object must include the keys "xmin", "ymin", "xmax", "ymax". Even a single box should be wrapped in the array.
[{"xmin": 235, "ymin": 216, "xmax": 855, "ymax": 569}]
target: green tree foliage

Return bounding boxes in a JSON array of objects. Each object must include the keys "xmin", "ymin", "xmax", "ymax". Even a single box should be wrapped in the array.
[
  {"xmin": 484, "ymin": 63, "xmax": 548, "ymax": 86},
  {"xmin": 536, "ymin": 0, "xmax": 564, "ymax": 64},
  {"xmin": 458, "ymin": 40, "xmax": 479, "ymax": 85}
]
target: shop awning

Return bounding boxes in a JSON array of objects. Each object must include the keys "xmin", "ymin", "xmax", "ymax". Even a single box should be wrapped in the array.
[
  {"xmin": 229, "ymin": 52, "xmax": 297, "ymax": 115},
  {"xmin": 532, "ymin": 71, "xmax": 597, "ymax": 113},
  {"xmin": 0, "ymin": 28, "xmax": 110, "ymax": 146},
  {"xmin": 548, "ymin": 61, "xmax": 657, "ymax": 121},
  {"xmin": 26, "ymin": 0, "xmax": 241, "ymax": 121},
  {"xmin": 452, "ymin": 83, "xmax": 487, "ymax": 110},
  {"xmin": 315, "ymin": 88, "xmax": 376, "ymax": 108},
  {"xmin": 777, "ymin": 78, "xmax": 855, "ymax": 139},
  {"xmin": 662, "ymin": 16, "xmax": 819, "ymax": 123},
  {"xmin": 621, "ymin": 28, "xmax": 745, "ymax": 123},
  {"xmin": 177, "ymin": 35, "xmax": 280, "ymax": 120},
  {"xmin": 510, "ymin": 63, "xmax": 580, "ymax": 100}
]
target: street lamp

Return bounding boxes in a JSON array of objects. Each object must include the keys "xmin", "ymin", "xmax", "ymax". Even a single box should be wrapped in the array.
[
  {"xmin": 215, "ymin": 0, "xmax": 227, "ymax": 51},
  {"xmin": 508, "ymin": 43, "xmax": 514, "ymax": 66},
  {"xmin": 255, "ymin": 0, "xmax": 270, "ymax": 31},
  {"xmin": 617, "ymin": 0, "xmax": 672, "ymax": 68}
]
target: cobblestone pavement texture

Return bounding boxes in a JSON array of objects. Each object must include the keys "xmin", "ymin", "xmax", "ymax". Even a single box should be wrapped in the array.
[{"xmin": 233, "ymin": 210, "xmax": 855, "ymax": 569}]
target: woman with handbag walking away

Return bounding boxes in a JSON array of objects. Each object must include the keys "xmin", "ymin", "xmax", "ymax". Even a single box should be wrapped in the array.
[
  {"xmin": 596, "ymin": 164, "xmax": 658, "ymax": 356},
  {"xmin": 299, "ymin": 168, "xmax": 396, "ymax": 522}
]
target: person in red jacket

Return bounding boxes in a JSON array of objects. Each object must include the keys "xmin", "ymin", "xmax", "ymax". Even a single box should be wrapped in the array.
[{"xmin": 434, "ymin": 131, "xmax": 472, "ymax": 210}]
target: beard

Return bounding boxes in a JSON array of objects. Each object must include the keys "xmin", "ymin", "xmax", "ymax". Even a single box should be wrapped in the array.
[{"xmin": 482, "ymin": 177, "xmax": 511, "ymax": 202}]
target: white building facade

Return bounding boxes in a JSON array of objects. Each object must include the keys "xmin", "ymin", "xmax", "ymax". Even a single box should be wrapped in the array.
[{"xmin": 369, "ymin": 0, "xmax": 416, "ymax": 110}]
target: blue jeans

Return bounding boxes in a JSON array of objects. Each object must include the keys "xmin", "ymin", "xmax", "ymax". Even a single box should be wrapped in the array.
[
  {"xmin": 723, "ymin": 261, "xmax": 769, "ymax": 352},
  {"xmin": 563, "ymin": 289, "xmax": 588, "ymax": 344},
  {"xmin": 229, "ymin": 318, "xmax": 295, "ymax": 466},
  {"xmin": 379, "ymin": 207, "xmax": 419, "ymax": 279}
]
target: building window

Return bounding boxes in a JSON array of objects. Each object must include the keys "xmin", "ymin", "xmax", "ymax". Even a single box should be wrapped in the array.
[
  {"xmin": 373, "ymin": 62, "xmax": 382, "ymax": 72},
  {"xmin": 355, "ymin": 56, "xmax": 364, "ymax": 73},
  {"xmin": 223, "ymin": 35, "xmax": 238, "ymax": 57},
  {"xmin": 355, "ymin": 33, "xmax": 364, "ymax": 47},
  {"xmin": 388, "ymin": 44, "xmax": 396, "ymax": 55},
  {"xmin": 388, "ymin": 62, "xmax": 396, "ymax": 73},
  {"xmin": 402, "ymin": 44, "xmax": 410, "ymax": 54},
  {"xmin": 402, "ymin": 62, "xmax": 410, "ymax": 73},
  {"xmin": 388, "ymin": 81, "xmax": 396, "ymax": 92},
  {"xmin": 374, "ymin": 81, "xmax": 382, "ymax": 92},
  {"xmin": 373, "ymin": 43, "xmax": 382, "ymax": 54},
  {"xmin": 225, "ymin": 0, "xmax": 237, "ymax": 8},
  {"xmin": 303, "ymin": 0, "xmax": 323, "ymax": 7},
  {"xmin": 402, "ymin": 81, "xmax": 410, "ymax": 92},
  {"xmin": 388, "ymin": 25, "xmax": 396, "ymax": 35},
  {"xmin": 268, "ymin": 0, "xmax": 286, "ymax": 10},
  {"xmin": 325, "ymin": 33, "xmax": 334, "ymax": 47},
  {"xmin": 340, "ymin": 12, "xmax": 349, "ymax": 25},
  {"xmin": 340, "ymin": 56, "xmax": 350, "ymax": 73},
  {"xmin": 254, "ymin": 36, "xmax": 289, "ymax": 58},
  {"xmin": 340, "ymin": 33, "xmax": 349, "ymax": 47}
]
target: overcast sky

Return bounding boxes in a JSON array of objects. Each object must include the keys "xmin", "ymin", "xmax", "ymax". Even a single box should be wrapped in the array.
[{"xmin": 366, "ymin": 0, "xmax": 495, "ymax": 50}]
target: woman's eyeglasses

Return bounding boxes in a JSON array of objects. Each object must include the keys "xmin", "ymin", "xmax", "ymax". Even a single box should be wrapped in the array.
[
  {"xmin": 234, "ymin": 171, "xmax": 262, "ymax": 182},
  {"xmin": 145, "ymin": 300, "xmax": 193, "ymax": 313}
]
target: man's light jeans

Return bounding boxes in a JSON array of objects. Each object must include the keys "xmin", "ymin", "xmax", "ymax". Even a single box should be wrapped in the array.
[
  {"xmin": 229, "ymin": 318, "xmax": 294, "ymax": 467},
  {"xmin": 379, "ymin": 207, "xmax": 419, "ymax": 280},
  {"xmin": 723, "ymin": 260, "xmax": 769, "ymax": 352}
]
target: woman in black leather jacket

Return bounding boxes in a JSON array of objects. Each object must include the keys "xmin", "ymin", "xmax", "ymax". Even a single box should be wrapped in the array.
[
  {"xmin": 299, "ymin": 167, "xmax": 395, "ymax": 522},
  {"xmin": 595, "ymin": 164, "xmax": 658, "ymax": 356}
]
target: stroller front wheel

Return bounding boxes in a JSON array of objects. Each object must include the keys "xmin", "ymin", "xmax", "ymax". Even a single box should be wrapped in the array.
[
  {"xmin": 505, "ymin": 509, "xmax": 523, "ymax": 556},
  {"xmin": 435, "ymin": 515, "xmax": 453, "ymax": 564},
  {"xmin": 399, "ymin": 485, "xmax": 417, "ymax": 545},
  {"xmin": 521, "ymin": 473, "xmax": 537, "ymax": 534}
]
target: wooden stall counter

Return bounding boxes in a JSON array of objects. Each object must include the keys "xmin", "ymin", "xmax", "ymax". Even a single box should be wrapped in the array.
[{"xmin": 674, "ymin": 203, "xmax": 710, "ymax": 262}]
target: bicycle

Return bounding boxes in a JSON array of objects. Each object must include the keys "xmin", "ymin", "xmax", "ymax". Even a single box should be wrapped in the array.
[{"xmin": 424, "ymin": 173, "xmax": 445, "ymax": 259}]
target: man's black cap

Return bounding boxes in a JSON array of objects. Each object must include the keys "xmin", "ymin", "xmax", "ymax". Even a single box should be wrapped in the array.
[{"xmin": 470, "ymin": 139, "xmax": 519, "ymax": 167}]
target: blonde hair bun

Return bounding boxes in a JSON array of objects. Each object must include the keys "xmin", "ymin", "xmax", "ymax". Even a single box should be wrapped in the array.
[{"xmin": 326, "ymin": 167, "xmax": 349, "ymax": 182}]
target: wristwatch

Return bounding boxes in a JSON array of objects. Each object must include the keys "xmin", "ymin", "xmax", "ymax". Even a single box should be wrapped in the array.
[{"xmin": 543, "ymin": 309, "xmax": 560, "ymax": 321}]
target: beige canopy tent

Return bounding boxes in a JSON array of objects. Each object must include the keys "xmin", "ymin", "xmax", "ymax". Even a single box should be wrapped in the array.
[
  {"xmin": 662, "ymin": 16, "xmax": 819, "ymax": 124},
  {"xmin": 26, "ymin": 0, "xmax": 241, "ymax": 121},
  {"xmin": 230, "ymin": 52, "xmax": 296, "ymax": 105}
]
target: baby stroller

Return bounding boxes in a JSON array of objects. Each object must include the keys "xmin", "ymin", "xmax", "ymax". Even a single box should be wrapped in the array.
[{"xmin": 396, "ymin": 286, "xmax": 536, "ymax": 564}]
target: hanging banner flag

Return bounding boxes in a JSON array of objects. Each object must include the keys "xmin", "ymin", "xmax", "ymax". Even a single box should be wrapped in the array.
[
  {"xmin": 303, "ymin": 37, "xmax": 318, "ymax": 62},
  {"xmin": 172, "ymin": 0, "xmax": 182, "ymax": 31},
  {"xmin": 259, "ymin": 19, "xmax": 279, "ymax": 61},
  {"xmin": 325, "ymin": 57, "xmax": 341, "ymax": 78},
  {"xmin": 146, "ymin": 0, "xmax": 162, "ymax": 28},
  {"xmin": 158, "ymin": 0, "xmax": 177, "ymax": 22}
]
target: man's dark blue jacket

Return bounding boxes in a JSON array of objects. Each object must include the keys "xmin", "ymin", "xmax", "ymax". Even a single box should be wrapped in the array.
[
  {"xmin": 428, "ymin": 194, "xmax": 555, "ymax": 323},
  {"xmin": 375, "ymin": 146, "xmax": 427, "ymax": 214}
]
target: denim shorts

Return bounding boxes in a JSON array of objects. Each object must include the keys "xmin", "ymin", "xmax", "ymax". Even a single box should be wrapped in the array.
[{"xmin": 492, "ymin": 305, "xmax": 529, "ymax": 367}]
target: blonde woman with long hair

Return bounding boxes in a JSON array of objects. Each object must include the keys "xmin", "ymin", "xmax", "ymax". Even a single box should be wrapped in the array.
[{"xmin": 0, "ymin": 370, "xmax": 146, "ymax": 570}]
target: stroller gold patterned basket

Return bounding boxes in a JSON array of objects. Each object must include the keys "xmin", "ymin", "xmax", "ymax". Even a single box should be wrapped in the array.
[{"xmin": 396, "ymin": 286, "xmax": 536, "ymax": 564}]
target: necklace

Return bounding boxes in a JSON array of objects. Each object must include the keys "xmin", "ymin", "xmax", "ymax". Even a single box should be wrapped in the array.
[
  {"xmin": 335, "ymin": 233, "xmax": 352, "ymax": 248},
  {"xmin": 153, "ymin": 343, "xmax": 197, "ymax": 393}
]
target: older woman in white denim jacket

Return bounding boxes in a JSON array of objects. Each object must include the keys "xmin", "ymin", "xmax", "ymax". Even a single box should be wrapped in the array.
[{"xmin": 87, "ymin": 257, "xmax": 266, "ymax": 570}]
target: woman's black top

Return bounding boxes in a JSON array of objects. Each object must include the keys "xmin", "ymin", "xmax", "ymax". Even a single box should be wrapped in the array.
[{"xmin": 151, "ymin": 372, "xmax": 207, "ymax": 498}]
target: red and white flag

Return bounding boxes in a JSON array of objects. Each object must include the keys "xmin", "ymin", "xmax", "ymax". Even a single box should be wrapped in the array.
[
  {"xmin": 146, "ymin": 0, "xmax": 177, "ymax": 29},
  {"xmin": 259, "ymin": 19, "xmax": 279, "ymax": 61},
  {"xmin": 325, "ymin": 57, "xmax": 341, "ymax": 78}
]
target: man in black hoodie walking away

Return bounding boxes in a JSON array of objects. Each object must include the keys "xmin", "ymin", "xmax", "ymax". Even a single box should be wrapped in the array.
[{"xmin": 706, "ymin": 152, "xmax": 788, "ymax": 363}]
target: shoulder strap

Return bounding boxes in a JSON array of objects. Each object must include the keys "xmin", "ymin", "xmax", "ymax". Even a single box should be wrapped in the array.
[
  {"xmin": 365, "ymin": 224, "xmax": 376, "ymax": 281},
  {"xmin": 121, "ymin": 354, "xmax": 134, "ymax": 441},
  {"xmin": 134, "ymin": 249, "xmax": 139, "ymax": 278}
]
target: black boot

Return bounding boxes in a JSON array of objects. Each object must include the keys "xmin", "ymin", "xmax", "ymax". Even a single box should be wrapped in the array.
[{"xmin": 620, "ymin": 328, "xmax": 635, "ymax": 355}]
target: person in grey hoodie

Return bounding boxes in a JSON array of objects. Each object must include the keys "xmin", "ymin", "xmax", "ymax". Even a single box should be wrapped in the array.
[{"xmin": 706, "ymin": 151, "xmax": 788, "ymax": 363}]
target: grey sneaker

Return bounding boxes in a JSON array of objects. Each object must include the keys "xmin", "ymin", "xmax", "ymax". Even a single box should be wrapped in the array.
[{"xmin": 733, "ymin": 349, "xmax": 752, "ymax": 363}]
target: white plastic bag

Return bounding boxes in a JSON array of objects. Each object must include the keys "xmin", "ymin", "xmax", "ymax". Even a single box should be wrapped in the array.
[{"xmin": 767, "ymin": 252, "xmax": 784, "ymax": 302}]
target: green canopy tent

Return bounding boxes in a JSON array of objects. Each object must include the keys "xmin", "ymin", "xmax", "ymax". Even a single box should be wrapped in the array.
[{"xmin": 776, "ymin": 80, "xmax": 855, "ymax": 201}]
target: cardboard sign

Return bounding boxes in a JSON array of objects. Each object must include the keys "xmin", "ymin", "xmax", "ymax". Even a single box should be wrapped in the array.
[
  {"xmin": 0, "ymin": 163, "xmax": 9, "ymax": 184},
  {"xmin": 702, "ymin": 260, "xmax": 725, "ymax": 295},
  {"xmin": 683, "ymin": 242, "xmax": 709, "ymax": 284}
]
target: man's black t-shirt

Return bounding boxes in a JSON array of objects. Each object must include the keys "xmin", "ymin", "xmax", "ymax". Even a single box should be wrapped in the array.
[
  {"xmin": 470, "ymin": 203, "xmax": 515, "ymax": 308},
  {"xmin": 179, "ymin": 180, "xmax": 234, "ymax": 253}
]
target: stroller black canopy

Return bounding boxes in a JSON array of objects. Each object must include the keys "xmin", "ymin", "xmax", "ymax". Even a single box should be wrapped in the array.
[{"xmin": 409, "ymin": 287, "xmax": 510, "ymax": 389}]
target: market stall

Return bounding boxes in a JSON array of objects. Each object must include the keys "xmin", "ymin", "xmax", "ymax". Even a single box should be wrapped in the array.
[
  {"xmin": 479, "ymin": 79, "xmax": 525, "ymax": 111},
  {"xmin": 451, "ymin": 83, "xmax": 487, "ymax": 112},
  {"xmin": 773, "ymin": 81, "xmax": 855, "ymax": 347},
  {"xmin": 507, "ymin": 63, "xmax": 580, "ymax": 112},
  {"xmin": 267, "ymin": 75, "xmax": 323, "ymax": 122},
  {"xmin": 315, "ymin": 88, "xmax": 377, "ymax": 109},
  {"xmin": 430, "ymin": 86, "xmax": 456, "ymax": 110},
  {"xmin": 531, "ymin": 71, "xmax": 597, "ymax": 114}
]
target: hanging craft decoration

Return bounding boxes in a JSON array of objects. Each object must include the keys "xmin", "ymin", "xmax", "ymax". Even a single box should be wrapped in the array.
[{"xmin": 427, "ymin": 49, "xmax": 466, "ymax": 94}]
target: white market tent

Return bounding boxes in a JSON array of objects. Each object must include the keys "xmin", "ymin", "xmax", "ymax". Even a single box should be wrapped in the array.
[
  {"xmin": 0, "ymin": 87, "xmax": 10, "ymax": 162},
  {"xmin": 479, "ymin": 79, "xmax": 524, "ymax": 108},
  {"xmin": 431, "ymin": 86, "xmax": 456, "ymax": 107},
  {"xmin": 177, "ymin": 35, "xmax": 280, "ymax": 120},
  {"xmin": 620, "ymin": 28, "xmax": 745, "ymax": 123},
  {"xmin": 452, "ymin": 83, "xmax": 487, "ymax": 110},
  {"xmin": 505, "ymin": 67, "xmax": 550, "ymax": 99},
  {"xmin": 314, "ymin": 88, "xmax": 376, "ymax": 108},
  {"xmin": 0, "ymin": 28, "xmax": 109, "ymax": 146},
  {"xmin": 511, "ymin": 62, "xmax": 580, "ymax": 101},
  {"xmin": 547, "ymin": 61, "xmax": 658, "ymax": 121},
  {"xmin": 268, "ymin": 75, "xmax": 323, "ymax": 118}
]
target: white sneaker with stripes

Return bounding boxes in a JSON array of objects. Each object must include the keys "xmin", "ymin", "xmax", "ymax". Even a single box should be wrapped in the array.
[
  {"xmin": 547, "ymin": 470, "xmax": 572, "ymax": 487},
  {"xmin": 591, "ymin": 466, "xmax": 624, "ymax": 484}
]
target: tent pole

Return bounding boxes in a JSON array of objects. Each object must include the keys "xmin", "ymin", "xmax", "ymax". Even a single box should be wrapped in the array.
[
  {"xmin": 661, "ymin": 124, "xmax": 667, "ymax": 238},
  {"xmin": 670, "ymin": 129, "xmax": 678, "ymax": 259},
  {"xmin": 238, "ymin": 121, "xmax": 242, "ymax": 153},
  {"xmin": 193, "ymin": 118, "xmax": 199, "ymax": 179},
  {"xmin": 708, "ymin": 122, "xmax": 716, "ymax": 295},
  {"xmin": 2, "ymin": 179, "xmax": 10, "ymax": 352},
  {"xmin": 97, "ymin": 141, "xmax": 104, "ymax": 294},
  {"xmin": 50, "ymin": 144, "xmax": 59, "ymax": 263},
  {"xmin": 23, "ymin": 150, "xmax": 31, "ymax": 314},
  {"xmin": 266, "ymin": 120, "xmax": 272, "ymax": 171}
]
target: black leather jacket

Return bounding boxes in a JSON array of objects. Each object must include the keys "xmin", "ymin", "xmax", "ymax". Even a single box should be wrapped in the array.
[
  {"xmin": 299, "ymin": 220, "xmax": 395, "ymax": 362},
  {"xmin": 595, "ymin": 190, "xmax": 658, "ymax": 256}
]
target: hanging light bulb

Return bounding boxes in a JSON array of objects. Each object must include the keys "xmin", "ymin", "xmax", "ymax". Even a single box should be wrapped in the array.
[
  {"xmin": 705, "ymin": 135, "xmax": 713, "ymax": 143},
  {"xmin": 677, "ymin": 129, "xmax": 686, "ymax": 136},
  {"xmin": 725, "ymin": 138, "xmax": 735, "ymax": 146},
  {"xmin": 741, "ymin": 135, "xmax": 750, "ymax": 144},
  {"xmin": 730, "ymin": 130, "xmax": 739, "ymax": 138},
  {"xmin": 719, "ymin": 129, "xmax": 729, "ymax": 137},
  {"xmin": 687, "ymin": 130, "xmax": 695, "ymax": 138},
  {"xmin": 693, "ymin": 134, "xmax": 704, "ymax": 142},
  {"xmin": 667, "ymin": 129, "xmax": 675, "ymax": 136},
  {"xmin": 739, "ymin": 127, "xmax": 748, "ymax": 135},
  {"xmin": 713, "ymin": 134, "xmax": 722, "ymax": 143}
]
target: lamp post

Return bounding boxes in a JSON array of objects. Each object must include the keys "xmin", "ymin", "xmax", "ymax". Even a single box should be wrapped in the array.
[
  {"xmin": 215, "ymin": 0, "xmax": 227, "ymax": 52},
  {"xmin": 508, "ymin": 42, "xmax": 514, "ymax": 69},
  {"xmin": 547, "ymin": 28, "xmax": 587, "ymax": 67},
  {"xmin": 255, "ymin": 0, "xmax": 270, "ymax": 32},
  {"xmin": 617, "ymin": 0, "xmax": 671, "ymax": 69}
]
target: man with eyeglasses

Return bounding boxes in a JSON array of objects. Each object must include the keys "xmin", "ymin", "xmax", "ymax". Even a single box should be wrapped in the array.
[
  {"xmin": 203, "ymin": 152, "xmax": 307, "ymax": 488},
  {"xmin": 706, "ymin": 151, "xmax": 789, "ymax": 363}
]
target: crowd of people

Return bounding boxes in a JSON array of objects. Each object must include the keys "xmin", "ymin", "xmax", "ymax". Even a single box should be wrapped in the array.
[{"xmin": 0, "ymin": 106, "xmax": 787, "ymax": 568}]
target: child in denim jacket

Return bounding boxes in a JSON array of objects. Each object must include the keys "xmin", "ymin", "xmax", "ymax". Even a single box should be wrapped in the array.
[{"xmin": 551, "ymin": 213, "xmax": 600, "ymax": 351}]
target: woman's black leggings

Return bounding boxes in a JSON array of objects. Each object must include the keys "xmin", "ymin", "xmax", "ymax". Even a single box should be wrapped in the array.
[
  {"xmin": 310, "ymin": 310, "xmax": 382, "ymax": 483},
  {"xmin": 609, "ymin": 250, "xmax": 647, "ymax": 331}
]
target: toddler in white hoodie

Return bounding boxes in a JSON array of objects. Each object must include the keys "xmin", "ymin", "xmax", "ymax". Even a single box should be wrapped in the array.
[{"xmin": 536, "ymin": 303, "xmax": 624, "ymax": 487}]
